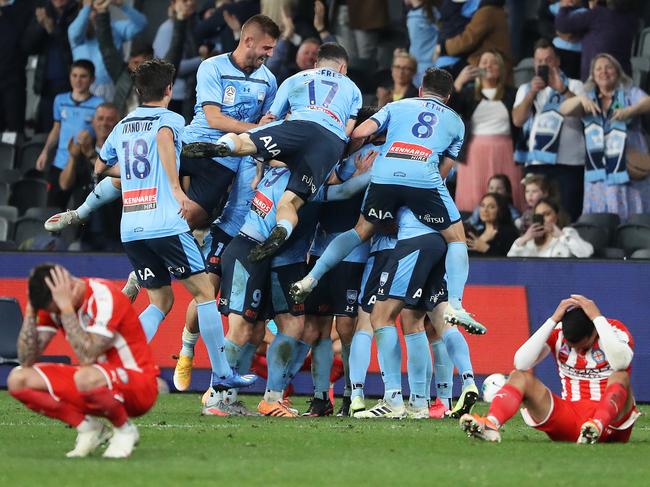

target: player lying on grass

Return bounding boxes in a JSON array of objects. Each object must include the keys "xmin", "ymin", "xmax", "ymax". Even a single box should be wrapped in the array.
[
  {"xmin": 461, "ymin": 295, "xmax": 640, "ymax": 444},
  {"xmin": 8, "ymin": 264, "xmax": 159, "ymax": 459}
]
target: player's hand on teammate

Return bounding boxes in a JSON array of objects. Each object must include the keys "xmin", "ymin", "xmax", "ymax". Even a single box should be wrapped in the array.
[
  {"xmin": 173, "ymin": 189, "xmax": 192, "ymax": 220},
  {"xmin": 44, "ymin": 266, "xmax": 81, "ymax": 314},
  {"xmin": 569, "ymin": 295, "xmax": 602, "ymax": 321},
  {"xmin": 258, "ymin": 112, "xmax": 277, "ymax": 126},
  {"xmin": 352, "ymin": 149, "xmax": 378, "ymax": 176}
]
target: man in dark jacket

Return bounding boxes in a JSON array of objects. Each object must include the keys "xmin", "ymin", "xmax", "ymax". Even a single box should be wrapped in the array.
[{"xmin": 22, "ymin": 0, "xmax": 80, "ymax": 133}]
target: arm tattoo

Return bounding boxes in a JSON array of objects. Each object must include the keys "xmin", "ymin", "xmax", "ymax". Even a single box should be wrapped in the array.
[
  {"xmin": 17, "ymin": 315, "xmax": 40, "ymax": 366},
  {"xmin": 60, "ymin": 312, "xmax": 114, "ymax": 365}
]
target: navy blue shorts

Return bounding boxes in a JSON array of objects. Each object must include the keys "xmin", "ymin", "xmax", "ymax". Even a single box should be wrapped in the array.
[
  {"xmin": 267, "ymin": 262, "xmax": 307, "ymax": 318},
  {"xmin": 248, "ymin": 120, "xmax": 346, "ymax": 200},
  {"xmin": 358, "ymin": 249, "xmax": 392, "ymax": 313},
  {"xmin": 305, "ymin": 259, "xmax": 365, "ymax": 317},
  {"xmin": 204, "ymin": 224, "xmax": 234, "ymax": 276},
  {"xmin": 124, "ymin": 232, "xmax": 206, "ymax": 289},
  {"xmin": 362, "ymin": 182, "xmax": 461, "ymax": 231},
  {"xmin": 218, "ymin": 234, "xmax": 270, "ymax": 323},
  {"xmin": 180, "ymin": 153, "xmax": 234, "ymax": 217},
  {"xmin": 375, "ymin": 233, "xmax": 448, "ymax": 311}
]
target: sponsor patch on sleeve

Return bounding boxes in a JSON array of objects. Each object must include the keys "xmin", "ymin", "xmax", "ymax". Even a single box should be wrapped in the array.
[
  {"xmin": 123, "ymin": 188, "xmax": 157, "ymax": 212},
  {"xmin": 385, "ymin": 142, "xmax": 432, "ymax": 161}
]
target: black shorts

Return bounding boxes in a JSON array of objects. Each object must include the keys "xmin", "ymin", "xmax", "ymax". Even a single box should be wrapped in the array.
[
  {"xmin": 306, "ymin": 259, "xmax": 365, "ymax": 317},
  {"xmin": 123, "ymin": 232, "xmax": 206, "ymax": 289},
  {"xmin": 204, "ymin": 224, "xmax": 233, "ymax": 276},
  {"xmin": 375, "ymin": 233, "xmax": 448, "ymax": 311},
  {"xmin": 362, "ymin": 182, "xmax": 461, "ymax": 231},
  {"xmin": 358, "ymin": 249, "xmax": 392, "ymax": 313},
  {"xmin": 218, "ymin": 235, "xmax": 270, "ymax": 323},
  {"xmin": 248, "ymin": 120, "xmax": 346, "ymax": 200},
  {"xmin": 180, "ymin": 153, "xmax": 235, "ymax": 217},
  {"xmin": 267, "ymin": 262, "xmax": 307, "ymax": 317}
]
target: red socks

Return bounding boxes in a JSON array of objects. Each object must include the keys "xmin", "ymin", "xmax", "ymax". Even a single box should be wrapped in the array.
[
  {"xmin": 487, "ymin": 384, "xmax": 524, "ymax": 428},
  {"xmin": 80, "ymin": 386, "xmax": 128, "ymax": 427},
  {"xmin": 593, "ymin": 383, "xmax": 628, "ymax": 428},
  {"xmin": 10, "ymin": 389, "xmax": 85, "ymax": 428}
]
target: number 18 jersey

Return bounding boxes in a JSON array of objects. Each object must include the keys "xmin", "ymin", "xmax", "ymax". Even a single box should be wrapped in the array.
[
  {"xmin": 370, "ymin": 97, "xmax": 464, "ymax": 189},
  {"xmin": 99, "ymin": 106, "xmax": 190, "ymax": 242}
]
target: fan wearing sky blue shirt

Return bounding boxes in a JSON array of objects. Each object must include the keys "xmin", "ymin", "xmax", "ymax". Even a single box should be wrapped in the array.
[
  {"xmin": 183, "ymin": 42, "xmax": 362, "ymax": 263},
  {"xmin": 291, "ymin": 67, "xmax": 487, "ymax": 335},
  {"xmin": 97, "ymin": 59, "xmax": 256, "ymax": 405}
]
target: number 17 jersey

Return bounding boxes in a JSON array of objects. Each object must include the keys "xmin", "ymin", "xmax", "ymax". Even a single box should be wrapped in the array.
[
  {"xmin": 370, "ymin": 97, "xmax": 464, "ymax": 189},
  {"xmin": 99, "ymin": 106, "xmax": 190, "ymax": 242}
]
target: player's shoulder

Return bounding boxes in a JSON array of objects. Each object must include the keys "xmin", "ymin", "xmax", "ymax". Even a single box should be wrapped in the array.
[
  {"xmin": 88, "ymin": 95, "xmax": 104, "ymax": 107},
  {"xmin": 253, "ymin": 63, "xmax": 277, "ymax": 85},
  {"xmin": 87, "ymin": 277, "xmax": 126, "ymax": 300},
  {"xmin": 158, "ymin": 108, "xmax": 186, "ymax": 127},
  {"xmin": 54, "ymin": 92, "xmax": 71, "ymax": 104},
  {"xmin": 606, "ymin": 318, "xmax": 633, "ymax": 343}
]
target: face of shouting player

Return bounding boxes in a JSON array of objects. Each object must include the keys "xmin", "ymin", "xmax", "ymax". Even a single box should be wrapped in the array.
[{"xmin": 244, "ymin": 29, "xmax": 276, "ymax": 70}]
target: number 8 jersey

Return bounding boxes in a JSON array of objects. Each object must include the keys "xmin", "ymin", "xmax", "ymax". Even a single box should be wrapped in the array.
[
  {"xmin": 369, "ymin": 97, "xmax": 465, "ymax": 189},
  {"xmin": 99, "ymin": 106, "xmax": 190, "ymax": 242}
]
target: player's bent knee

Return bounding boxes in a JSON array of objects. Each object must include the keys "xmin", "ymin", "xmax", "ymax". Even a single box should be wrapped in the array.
[
  {"xmin": 441, "ymin": 221, "xmax": 465, "ymax": 243},
  {"xmin": 7, "ymin": 367, "xmax": 28, "ymax": 391},
  {"xmin": 74, "ymin": 366, "xmax": 108, "ymax": 392}
]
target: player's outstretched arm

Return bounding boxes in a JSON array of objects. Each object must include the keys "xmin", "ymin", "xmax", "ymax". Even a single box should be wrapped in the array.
[
  {"xmin": 17, "ymin": 303, "xmax": 55, "ymax": 367},
  {"xmin": 351, "ymin": 118, "xmax": 380, "ymax": 140}
]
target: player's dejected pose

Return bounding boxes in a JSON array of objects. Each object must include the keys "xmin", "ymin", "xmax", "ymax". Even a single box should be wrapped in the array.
[
  {"xmin": 183, "ymin": 42, "xmax": 362, "ymax": 262},
  {"xmin": 96, "ymin": 59, "xmax": 256, "ymax": 397},
  {"xmin": 8, "ymin": 264, "xmax": 159, "ymax": 459},
  {"xmin": 290, "ymin": 68, "xmax": 486, "ymax": 335},
  {"xmin": 461, "ymin": 295, "xmax": 639, "ymax": 444}
]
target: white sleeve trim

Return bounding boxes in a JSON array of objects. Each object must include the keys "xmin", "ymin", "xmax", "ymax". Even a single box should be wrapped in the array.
[{"xmin": 36, "ymin": 326, "xmax": 58, "ymax": 334}]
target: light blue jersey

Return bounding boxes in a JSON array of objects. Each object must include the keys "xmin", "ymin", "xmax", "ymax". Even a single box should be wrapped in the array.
[
  {"xmin": 370, "ymin": 234, "xmax": 397, "ymax": 254},
  {"xmin": 52, "ymin": 93, "xmax": 104, "ymax": 169},
  {"xmin": 370, "ymin": 97, "xmax": 464, "ymax": 189},
  {"xmin": 182, "ymin": 53, "xmax": 277, "ymax": 171},
  {"xmin": 397, "ymin": 207, "xmax": 438, "ymax": 240},
  {"xmin": 100, "ymin": 106, "xmax": 189, "ymax": 242},
  {"xmin": 215, "ymin": 156, "xmax": 257, "ymax": 237},
  {"xmin": 268, "ymin": 67, "xmax": 362, "ymax": 141}
]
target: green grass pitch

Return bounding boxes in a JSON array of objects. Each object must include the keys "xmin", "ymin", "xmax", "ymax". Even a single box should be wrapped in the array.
[{"xmin": 0, "ymin": 392, "xmax": 648, "ymax": 486}]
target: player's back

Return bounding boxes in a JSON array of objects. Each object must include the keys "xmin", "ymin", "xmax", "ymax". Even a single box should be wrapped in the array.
[
  {"xmin": 371, "ymin": 97, "xmax": 464, "ymax": 189},
  {"xmin": 240, "ymin": 166, "xmax": 291, "ymax": 242},
  {"xmin": 100, "ymin": 106, "xmax": 189, "ymax": 242},
  {"xmin": 215, "ymin": 156, "xmax": 258, "ymax": 237},
  {"xmin": 270, "ymin": 67, "xmax": 362, "ymax": 141}
]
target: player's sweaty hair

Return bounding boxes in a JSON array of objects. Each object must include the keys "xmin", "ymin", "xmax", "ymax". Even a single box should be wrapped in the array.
[
  {"xmin": 28, "ymin": 263, "xmax": 57, "ymax": 310},
  {"xmin": 317, "ymin": 42, "xmax": 349, "ymax": 65},
  {"xmin": 134, "ymin": 59, "xmax": 176, "ymax": 103},
  {"xmin": 242, "ymin": 14, "xmax": 281, "ymax": 40},
  {"xmin": 422, "ymin": 67, "xmax": 454, "ymax": 99},
  {"xmin": 562, "ymin": 307, "xmax": 596, "ymax": 344}
]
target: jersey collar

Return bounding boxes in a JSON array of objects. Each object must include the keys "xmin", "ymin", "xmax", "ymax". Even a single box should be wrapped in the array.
[{"xmin": 227, "ymin": 52, "xmax": 258, "ymax": 78}]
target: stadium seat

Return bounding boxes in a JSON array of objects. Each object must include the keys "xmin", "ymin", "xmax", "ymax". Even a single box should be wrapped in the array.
[
  {"xmin": 636, "ymin": 26, "xmax": 650, "ymax": 57},
  {"xmin": 0, "ymin": 168, "xmax": 21, "ymax": 185},
  {"xmin": 0, "ymin": 143, "xmax": 16, "ymax": 171},
  {"xmin": 18, "ymin": 141, "xmax": 44, "ymax": 174},
  {"xmin": 615, "ymin": 224, "xmax": 650, "ymax": 255},
  {"xmin": 577, "ymin": 213, "xmax": 620, "ymax": 245},
  {"xmin": 0, "ymin": 217, "xmax": 8, "ymax": 241},
  {"xmin": 0, "ymin": 205, "xmax": 18, "ymax": 223},
  {"xmin": 602, "ymin": 247, "xmax": 625, "ymax": 259},
  {"xmin": 627, "ymin": 213, "xmax": 650, "ymax": 227},
  {"xmin": 631, "ymin": 56, "xmax": 650, "ymax": 90},
  {"xmin": 630, "ymin": 248, "xmax": 650, "ymax": 259},
  {"xmin": 0, "ymin": 182, "xmax": 9, "ymax": 205},
  {"xmin": 0, "ymin": 240, "xmax": 17, "ymax": 250},
  {"xmin": 514, "ymin": 57, "xmax": 535, "ymax": 87},
  {"xmin": 0, "ymin": 297, "xmax": 22, "ymax": 364},
  {"xmin": 571, "ymin": 223, "xmax": 609, "ymax": 257},
  {"xmin": 13, "ymin": 217, "xmax": 49, "ymax": 246},
  {"xmin": 24, "ymin": 206, "xmax": 60, "ymax": 221},
  {"xmin": 8, "ymin": 178, "xmax": 48, "ymax": 215}
]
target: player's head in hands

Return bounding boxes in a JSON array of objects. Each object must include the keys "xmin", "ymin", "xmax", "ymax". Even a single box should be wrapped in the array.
[
  {"xmin": 316, "ymin": 43, "xmax": 349, "ymax": 75},
  {"xmin": 134, "ymin": 59, "xmax": 176, "ymax": 106},
  {"xmin": 421, "ymin": 68, "xmax": 454, "ymax": 103},
  {"xmin": 28, "ymin": 263, "xmax": 84, "ymax": 313},
  {"xmin": 562, "ymin": 307, "xmax": 597, "ymax": 352}
]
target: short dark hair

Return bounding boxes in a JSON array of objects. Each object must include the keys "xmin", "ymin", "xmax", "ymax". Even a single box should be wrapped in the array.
[
  {"xmin": 534, "ymin": 38, "xmax": 557, "ymax": 55},
  {"xmin": 317, "ymin": 42, "xmax": 349, "ymax": 65},
  {"xmin": 134, "ymin": 59, "xmax": 176, "ymax": 103},
  {"xmin": 489, "ymin": 174, "xmax": 514, "ymax": 203},
  {"xmin": 96, "ymin": 102, "xmax": 119, "ymax": 113},
  {"xmin": 28, "ymin": 263, "xmax": 56, "ymax": 310},
  {"xmin": 422, "ymin": 68, "xmax": 454, "ymax": 98},
  {"xmin": 355, "ymin": 106, "xmax": 379, "ymax": 127},
  {"xmin": 242, "ymin": 14, "xmax": 281, "ymax": 39},
  {"xmin": 562, "ymin": 307, "xmax": 596, "ymax": 344},
  {"xmin": 130, "ymin": 41, "xmax": 154, "ymax": 59},
  {"xmin": 480, "ymin": 192, "xmax": 514, "ymax": 227},
  {"xmin": 71, "ymin": 59, "xmax": 95, "ymax": 78}
]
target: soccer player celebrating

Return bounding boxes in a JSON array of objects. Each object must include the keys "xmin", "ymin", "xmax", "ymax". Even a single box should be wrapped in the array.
[
  {"xmin": 461, "ymin": 295, "xmax": 639, "ymax": 444},
  {"xmin": 8, "ymin": 264, "xmax": 158, "ymax": 458}
]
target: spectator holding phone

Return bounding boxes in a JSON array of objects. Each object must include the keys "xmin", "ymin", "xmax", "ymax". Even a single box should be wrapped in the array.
[
  {"xmin": 467, "ymin": 192, "xmax": 520, "ymax": 257},
  {"xmin": 512, "ymin": 38, "xmax": 586, "ymax": 222},
  {"xmin": 508, "ymin": 198, "xmax": 593, "ymax": 257}
]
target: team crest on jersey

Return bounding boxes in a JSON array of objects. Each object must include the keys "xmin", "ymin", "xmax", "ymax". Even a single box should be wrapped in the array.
[
  {"xmin": 379, "ymin": 272, "xmax": 389, "ymax": 286},
  {"xmin": 257, "ymin": 90, "xmax": 266, "ymax": 104},
  {"xmin": 592, "ymin": 348, "xmax": 606, "ymax": 365},
  {"xmin": 346, "ymin": 289, "xmax": 358, "ymax": 304},
  {"xmin": 385, "ymin": 142, "xmax": 432, "ymax": 161},
  {"xmin": 223, "ymin": 85, "xmax": 237, "ymax": 105},
  {"xmin": 559, "ymin": 343, "xmax": 570, "ymax": 360},
  {"xmin": 252, "ymin": 191, "xmax": 273, "ymax": 218}
]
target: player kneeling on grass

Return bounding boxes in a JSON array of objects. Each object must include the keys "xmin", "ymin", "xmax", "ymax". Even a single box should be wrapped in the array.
[
  {"xmin": 461, "ymin": 295, "xmax": 640, "ymax": 444},
  {"xmin": 8, "ymin": 264, "xmax": 160, "ymax": 459}
]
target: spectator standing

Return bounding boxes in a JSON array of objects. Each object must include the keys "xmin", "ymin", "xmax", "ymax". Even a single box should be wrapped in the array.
[
  {"xmin": 35, "ymin": 60, "xmax": 104, "ymax": 210},
  {"xmin": 404, "ymin": 0, "xmax": 439, "ymax": 86},
  {"xmin": 452, "ymin": 50, "xmax": 522, "ymax": 212},
  {"xmin": 467, "ymin": 192, "xmax": 520, "ymax": 257},
  {"xmin": 0, "ymin": 0, "xmax": 32, "ymax": 134},
  {"xmin": 22, "ymin": 0, "xmax": 81, "ymax": 133},
  {"xmin": 560, "ymin": 53, "xmax": 650, "ymax": 221},
  {"xmin": 434, "ymin": 0, "xmax": 480, "ymax": 77},
  {"xmin": 68, "ymin": 0, "xmax": 147, "ymax": 101},
  {"xmin": 512, "ymin": 39, "xmax": 586, "ymax": 222},
  {"xmin": 555, "ymin": 0, "xmax": 638, "ymax": 81},
  {"xmin": 154, "ymin": 0, "xmax": 202, "ymax": 121},
  {"xmin": 195, "ymin": 0, "xmax": 260, "ymax": 55}
]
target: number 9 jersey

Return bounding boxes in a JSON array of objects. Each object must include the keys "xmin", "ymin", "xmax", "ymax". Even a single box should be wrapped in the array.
[
  {"xmin": 99, "ymin": 106, "xmax": 190, "ymax": 242},
  {"xmin": 369, "ymin": 97, "xmax": 465, "ymax": 189}
]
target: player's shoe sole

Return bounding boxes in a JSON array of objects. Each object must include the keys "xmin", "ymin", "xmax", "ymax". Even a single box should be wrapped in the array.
[
  {"xmin": 289, "ymin": 276, "xmax": 318, "ymax": 304},
  {"xmin": 121, "ymin": 271, "xmax": 141, "ymax": 304},
  {"xmin": 354, "ymin": 400, "xmax": 407, "ymax": 419},
  {"xmin": 577, "ymin": 419, "xmax": 603, "ymax": 444},
  {"xmin": 447, "ymin": 384, "xmax": 479, "ymax": 419},
  {"xmin": 248, "ymin": 226, "xmax": 288, "ymax": 262},
  {"xmin": 258, "ymin": 399, "xmax": 299, "ymax": 417},
  {"xmin": 172, "ymin": 354, "xmax": 193, "ymax": 392},
  {"xmin": 181, "ymin": 142, "xmax": 231, "ymax": 159},
  {"xmin": 443, "ymin": 304, "xmax": 487, "ymax": 335},
  {"xmin": 211, "ymin": 371, "xmax": 258, "ymax": 391},
  {"xmin": 45, "ymin": 210, "xmax": 82, "ymax": 232},
  {"xmin": 460, "ymin": 414, "xmax": 501, "ymax": 442},
  {"xmin": 66, "ymin": 423, "xmax": 112, "ymax": 458}
]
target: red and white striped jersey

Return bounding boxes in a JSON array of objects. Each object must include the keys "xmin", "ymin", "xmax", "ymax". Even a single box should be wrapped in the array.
[
  {"xmin": 546, "ymin": 319, "xmax": 633, "ymax": 402},
  {"xmin": 36, "ymin": 278, "xmax": 158, "ymax": 376}
]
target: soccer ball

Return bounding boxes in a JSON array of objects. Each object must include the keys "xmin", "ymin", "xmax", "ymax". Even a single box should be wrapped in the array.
[{"xmin": 481, "ymin": 373, "xmax": 507, "ymax": 402}]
